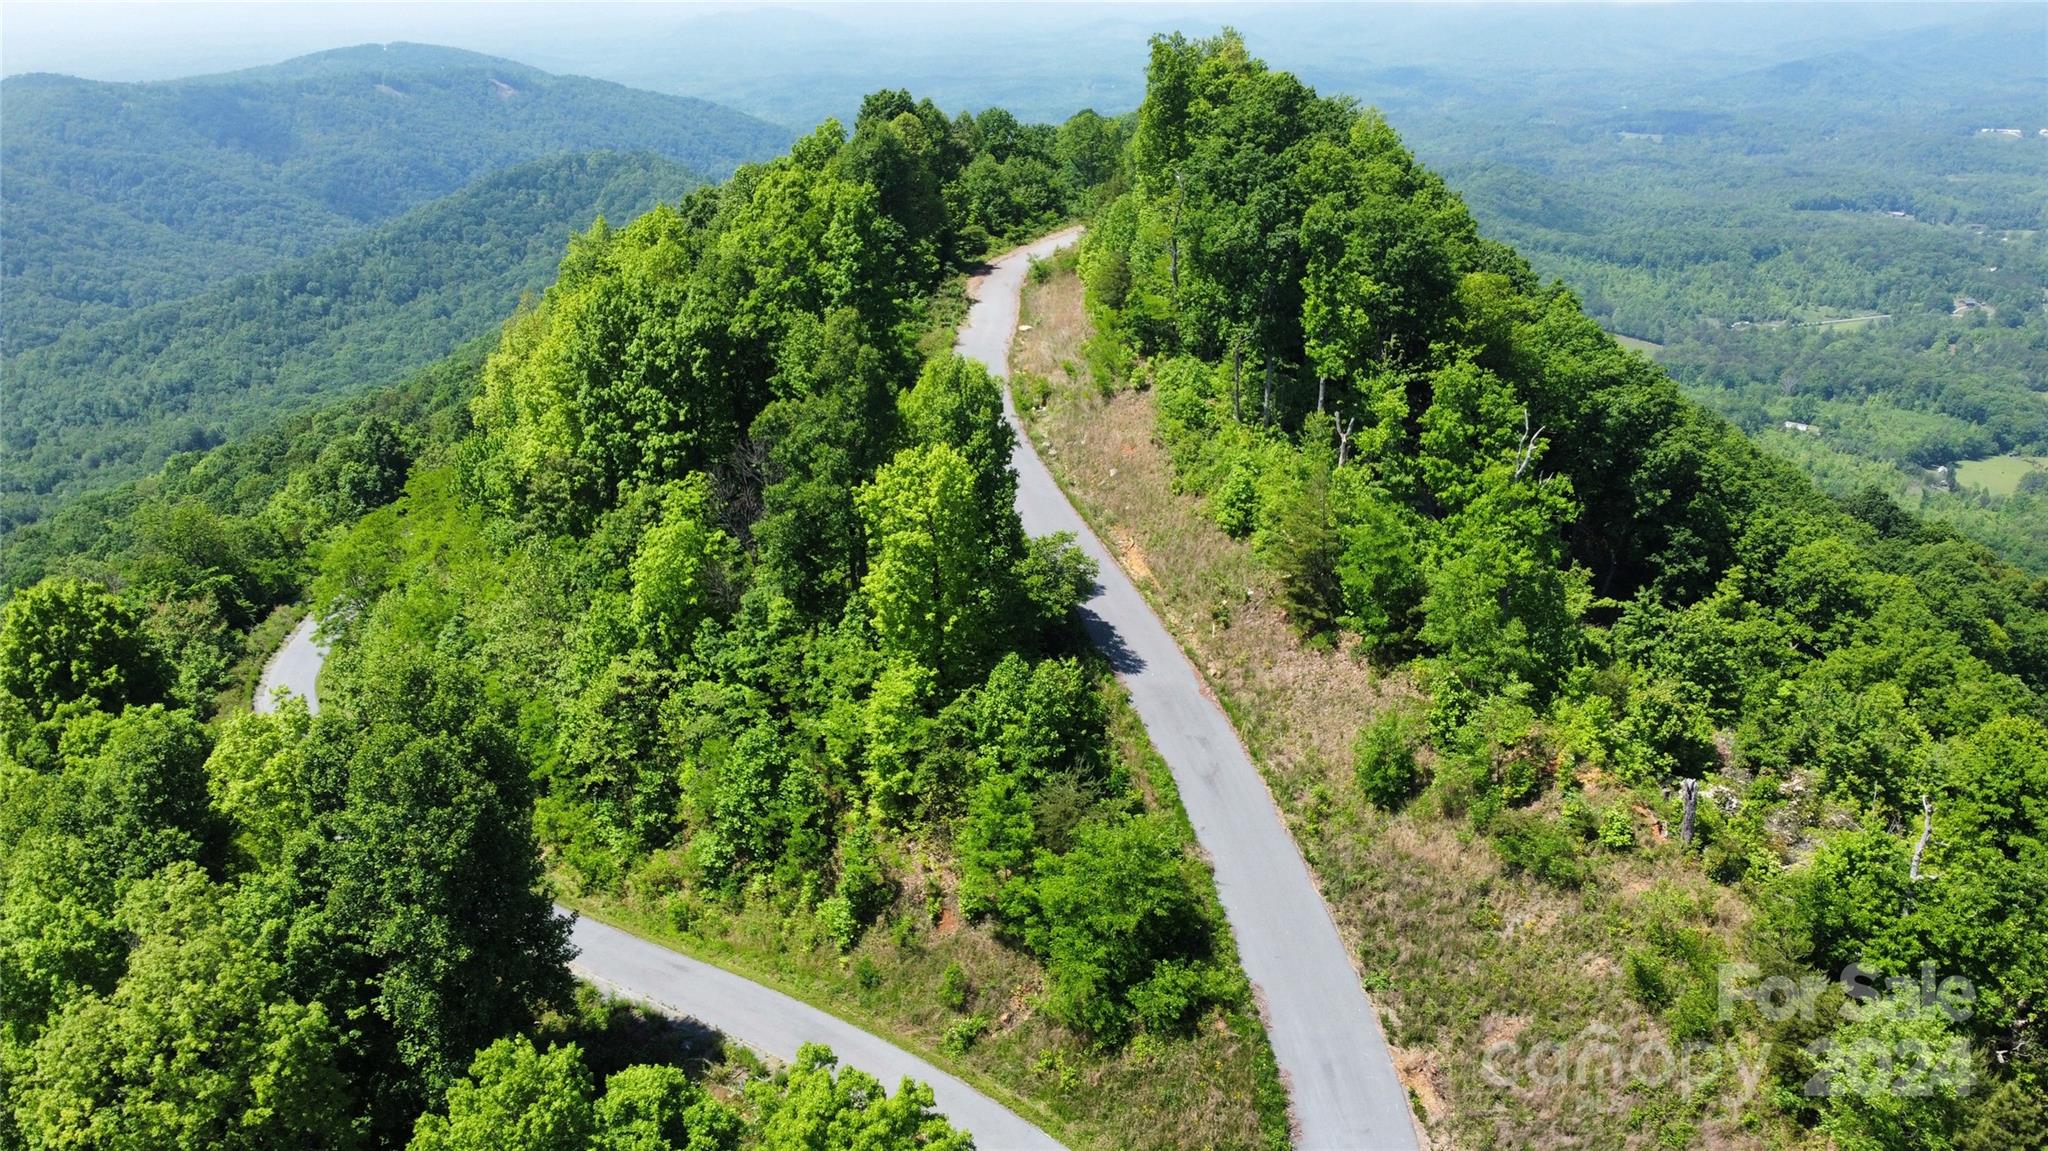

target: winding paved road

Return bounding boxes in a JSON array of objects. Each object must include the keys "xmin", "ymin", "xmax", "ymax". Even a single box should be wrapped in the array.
[
  {"xmin": 255, "ymin": 623, "xmax": 1061, "ymax": 1147},
  {"xmin": 962, "ymin": 230, "xmax": 1422, "ymax": 1150},
  {"xmin": 254, "ymin": 615, "xmax": 327, "ymax": 715},
  {"xmin": 568, "ymin": 916, "xmax": 1061, "ymax": 1149},
  {"xmin": 258, "ymin": 231, "xmax": 1420, "ymax": 1149}
]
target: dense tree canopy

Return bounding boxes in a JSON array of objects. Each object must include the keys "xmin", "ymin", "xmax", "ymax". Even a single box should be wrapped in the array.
[{"xmin": 1083, "ymin": 29, "xmax": 2048, "ymax": 1148}]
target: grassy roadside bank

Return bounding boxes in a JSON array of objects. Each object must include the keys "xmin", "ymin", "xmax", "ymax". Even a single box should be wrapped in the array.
[
  {"xmin": 553, "ymin": 670, "xmax": 1290, "ymax": 1151},
  {"xmin": 1013, "ymin": 252, "xmax": 1764, "ymax": 1151}
]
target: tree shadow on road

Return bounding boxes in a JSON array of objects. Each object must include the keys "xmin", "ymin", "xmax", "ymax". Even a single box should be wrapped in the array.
[{"xmin": 1078, "ymin": 603, "xmax": 1146, "ymax": 674}]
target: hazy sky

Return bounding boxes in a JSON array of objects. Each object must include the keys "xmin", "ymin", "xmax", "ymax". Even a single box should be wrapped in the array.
[
  {"xmin": 4, "ymin": 2, "xmax": 2031, "ymax": 132},
  {"xmin": 0, "ymin": 3, "xmax": 731, "ymax": 79},
  {"xmin": 0, "ymin": 2, "xmax": 1989, "ymax": 80}
]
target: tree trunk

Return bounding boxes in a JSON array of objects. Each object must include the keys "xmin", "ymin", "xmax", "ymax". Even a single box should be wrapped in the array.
[
  {"xmin": 1168, "ymin": 177, "xmax": 1184, "ymax": 294},
  {"xmin": 1261, "ymin": 357, "xmax": 1275, "ymax": 426},
  {"xmin": 1679, "ymin": 779, "xmax": 1699, "ymax": 847},
  {"xmin": 1232, "ymin": 345, "xmax": 1243, "ymax": 423},
  {"xmin": 1316, "ymin": 375, "xmax": 1327, "ymax": 414},
  {"xmin": 1910, "ymin": 794, "xmax": 1935, "ymax": 880}
]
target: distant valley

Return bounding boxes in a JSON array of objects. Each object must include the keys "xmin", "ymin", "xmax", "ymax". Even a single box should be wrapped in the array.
[{"xmin": 1, "ymin": 43, "xmax": 789, "ymax": 532}]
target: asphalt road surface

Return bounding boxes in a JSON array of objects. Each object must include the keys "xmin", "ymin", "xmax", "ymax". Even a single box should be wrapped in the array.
[
  {"xmin": 960, "ymin": 229, "xmax": 1422, "ymax": 1151},
  {"xmin": 256, "ymin": 622, "xmax": 1062, "ymax": 1148},
  {"xmin": 254, "ymin": 615, "xmax": 327, "ymax": 715},
  {"xmin": 568, "ymin": 915, "xmax": 1063, "ymax": 1150}
]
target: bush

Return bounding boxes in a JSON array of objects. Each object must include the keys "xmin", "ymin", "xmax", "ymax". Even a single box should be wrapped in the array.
[
  {"xmin": 1625, "ymin": 948, "xmax": 1674, "ymax": 1009},
  {"xmin": 1488, "ymin": 810, "xmax": 1588, "ymax": 888},
  {"xmin": 1354, "ymin": 709, "xmax": 1423, "ymax": 810},
  {"xmin": 1212, "ymin": 465, "xmax": 1260, "ymax": 538},
  {"xmin": 1126, "ymin": 959, "xmax": 1232, "ymax": 1036},
  {"xmin": 816, "ymin": 896, "xmax": 858, "ymax": 952},
  {"xmin": 941, "ymin": 1014, "xmax": 991, "ymax": 1055},
  {"xmin": 1598, "ymin": 804, "xmax": 1636, "ymax": 850},
  {"xmin": 938, "ymin": 962, "xmax": 971, "ymax": 1012},
  {"xmin": 853, "ymin": 957, "xmax": 882, "ymax": 991},
  {"xmin": 1028, "ymin": 815, "xmax": 1212, "ymax": 1045}
]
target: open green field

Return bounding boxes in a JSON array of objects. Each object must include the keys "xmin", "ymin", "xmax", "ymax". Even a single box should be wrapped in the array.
[
  {"xmin": 1607, "ymin": 331, "xmax": 1664, "ymax": 356},
  {"xmin": 1956, "ymin": 453, "xmax": 2048, "ymax": 495}
]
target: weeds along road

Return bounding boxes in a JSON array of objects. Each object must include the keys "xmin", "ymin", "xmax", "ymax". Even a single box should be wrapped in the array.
[
  {"xmin": 255, "ymin": 622, "xmax": 1064, "ymax": 1150},
  {"xmin": 256, "ymin": 229, "xmax": 1418, "ymax": 1149},
  {"xmin": 964, "ymin": 228, "xmax": 1423, "ymax": 1151}
]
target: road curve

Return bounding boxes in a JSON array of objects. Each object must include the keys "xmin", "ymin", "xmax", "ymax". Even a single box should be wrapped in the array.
[
  {"xmin": 256, "ymin": 618, "xmax": 1063, "ymax": 1148},
  {"xmin": 568, "ymin": 915, "xmax": 1062, "ymax": 1150},
  {"xmin": 961, "ymin": 230, "xmax": 1423, "ymax": 1151},
  {"xmin": 255, "ymin": 615, "xmax": 328, "ymax": 715}
]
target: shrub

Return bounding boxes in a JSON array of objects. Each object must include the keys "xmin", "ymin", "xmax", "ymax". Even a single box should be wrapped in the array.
[
  {"xmin": 1625, "ymin": 948, "xmax": 1674, "ymax": 1009},
  {"xmin": 1354, "ymin": 709, "xmax": 1423, "ymax": 810},
  {"xmin": 1598, "ymin": 804, "xmax": 1636, "ymax": 850},
  {"xmin": 938, "ymin": 962, "xmax": 971, "ymax": 1012},
  {"xmin": 1127, "ymin": 959, "xmax": 1232, "ymax": 1035},
  {"xmin": 816, "ymin": 896, "xmax": 858, "ymax": 952},
  {"xmin": 1212, "ymin": 464, "xmax": 1260, "ymax": 538},
  {"xmin": 941, "ymin": 1015, "xmax": 991, "ymax": 1055},
  {"xmin": 1028, "ymin": 815, "xmax": 1211, "ymax": 1045},
  {"xmin": 1489, "ymin": 810, "xmax": 1587, "ymax": 887},
  {"xmin": 853, "ymin": 956, "xmax": 882, "ymax": 991}
]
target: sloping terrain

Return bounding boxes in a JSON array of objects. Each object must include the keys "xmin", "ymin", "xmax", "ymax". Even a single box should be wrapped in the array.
[
  {"xmin": 1, "ymin": 151, "xmax": 700, "ymax": 532},
  {"xmin": 1, "ymin": 42, "xmax": 788, "ymax": 347}
]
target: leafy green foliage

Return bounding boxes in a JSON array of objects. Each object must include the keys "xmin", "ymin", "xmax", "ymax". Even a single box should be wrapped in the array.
[
  {"xmin": 1081, "ymin": 31, "xmax": 2048, "ymax": 1140},
  {"xmin": 0, "ymin": 579, "xmax": 166, "ymax": 723},
  {"xmin": 1027, "ymin": 816, "xmax": 1228, "ymax": 1045},
  {"xmin": 12, "ymin": 865, "xmax": 358, "ymax": 1151},
  {"xmin": 1353, "ymin": 708, "xmax": 1423, "ymax": 811}
]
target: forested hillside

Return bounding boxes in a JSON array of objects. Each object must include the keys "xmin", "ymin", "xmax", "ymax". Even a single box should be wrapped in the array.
[
  {"xmin": 1055, "ymin": 30, "xmax": 2044, "ymax": 1148},
  {"xmin": 0, "ymin": 87, "xmax": 1288, "ymax": 1151},
  {"xmin": 1, "ymin": 151, "xmax": 699, "ymax": 535},
  {"xmin": 1371, "ymin": 11, "xmax": 2048, "ymax": 571},
  {"xmin": 1064, "ymin": 29, "xmax": 2039, "ymax": 1146},
  {"xmin": 0, "ymin": 43, "xmax": 787, "ymax": 349},
  {"xmin": 1, "ymin": 44, "xmax": 795, "ymax": 541},
  {"xmin": 5, "ymin": 21, "xmax": 2043, "ymax": 1151},
  {"xmin": 587, "ymin": 2, "xmax": 2048, "ymax": 572}
]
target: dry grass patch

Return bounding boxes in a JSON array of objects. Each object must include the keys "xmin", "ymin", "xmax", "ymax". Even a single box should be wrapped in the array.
[
  {"xmin": 560, "ymin": 674, "xmax": 1287, "ymax": 1151},
  {"xmin": 1016, "ymin": 266, "xmax": 1767, "ymax": 1151}
]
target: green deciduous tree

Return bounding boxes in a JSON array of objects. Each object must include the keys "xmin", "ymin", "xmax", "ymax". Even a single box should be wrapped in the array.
[
  {"xmin": 630, "ymin": 476, "xmax": 740, "ymax": 661},
  {"xmin": 286, "ymin": 650, "xmax": 571, "ymax": 1138},
  {"xmin": 858, "ymin": 444, "xmax": 1006, "ymax": 685},
  {"xmin": 204, "ymin": 699, "xmax": 312, "ymax": 871},
  {"xmin": 956, "ymin": 770, "xmax": 1036, "ymax": 922},
  {"xmin": 12, "ymin": 864, "xmax": 357, "ymax": 1151},
  {"xmin": 408, "ymin": 1036, "xmax": 592, "ymax": 1151},
  {"xmin": 0, "ymin": 579, "xmax": 164, "ymax": 723},
  {"xmin": 1421, "ymin": 474, "xmax": 1585, "ymax": 700},
  {"xmin": 1028, "ymin": 815, "xmax": 1214, "ymax": 1044},
  {"xmin": 747, "ymin": 1044, "xmax": 970, "ymax": 1151}
]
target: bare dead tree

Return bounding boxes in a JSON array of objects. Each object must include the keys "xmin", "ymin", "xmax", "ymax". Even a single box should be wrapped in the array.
[
  {"xmin": 1911, "ymin": 793, "xmax": 1936, "ymax": 881},
  {"xmin": 1514, "ymin": 407, "xmax": 1548, "ymax": 481},
  {"xmin": 1679, "ymin": 779, "xmax": 1699, "ymax": 847},
  {"xmin": 1335, "ymin": 412, "xmax": 1359, "ymax": 469}
]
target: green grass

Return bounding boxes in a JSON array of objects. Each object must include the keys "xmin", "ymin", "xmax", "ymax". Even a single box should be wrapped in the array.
[
  {"xmin": 1014, "ymin": 262, "xmax": 1772, "ymax": 1151},
  {"xmin": 1608, "ymin": 332, "xmax": 1665, "ymax": 356},
  {"xmin": 554, "ymin": 673, "xmax": 1289, "ymax": 1151},
  {"xmin": 1956, "ymin": 453, "xmax": 2048, "ymax": 496}
]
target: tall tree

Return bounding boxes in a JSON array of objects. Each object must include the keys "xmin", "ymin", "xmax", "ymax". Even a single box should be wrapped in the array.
[{"xmin": 0, "ymin": 579, "xmax": 165, "ymax": 724}]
